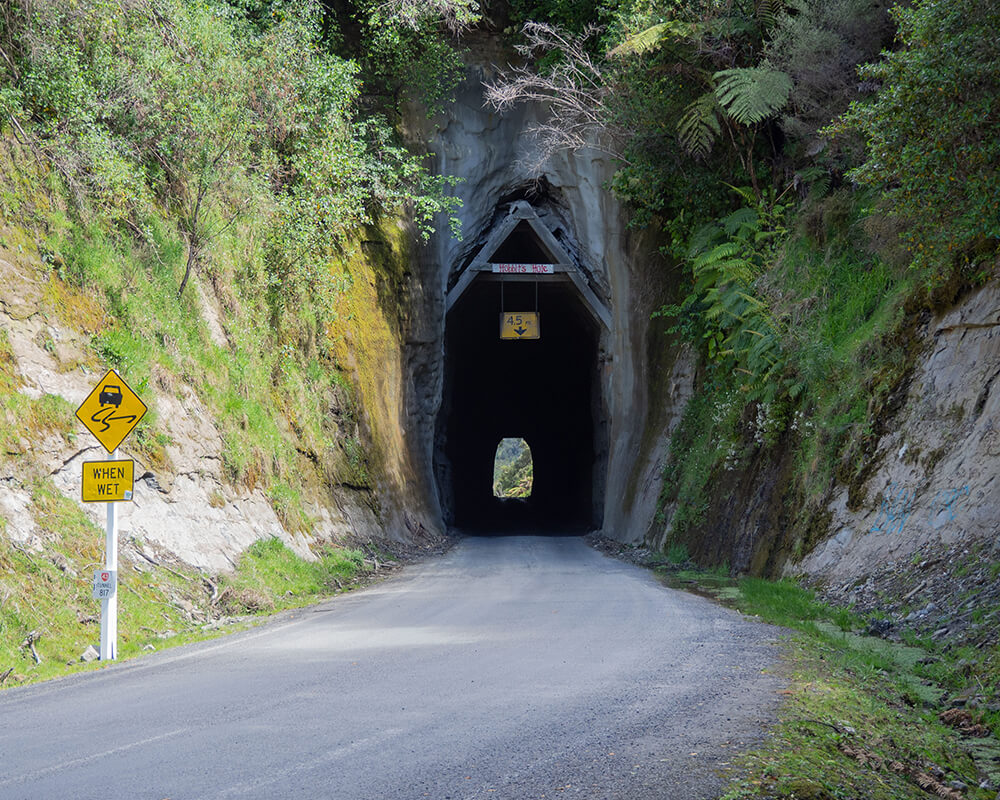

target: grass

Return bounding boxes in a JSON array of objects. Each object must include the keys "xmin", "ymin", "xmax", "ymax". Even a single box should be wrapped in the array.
[
  {"xmin": 0, "ymin": 122, "xmax": 411, "ymax": 691},
  {"xmin": 663, "ymin": 569, "xmax": 1000, "ymax": 800},
  {"xmin": 0, "ymin": 477, "xmax": 197, "ymax": 683},
  {"xmin": 0, "ymin": 328, "xmax": 78, "ymax": 464},
  {"xmin": 0, "ymin": 486, "xmax": 371, "ymax": 688},
  {"xmin": 216, "ymin": 537, "xmax": 365, "ymax": 614},
  {"xmin": 0, "ymin": 121, "xmax": 396, "ymax": 529},
  {"xmin": 665, "ymin": 541, "xmax": 689, "ymax": 565}
]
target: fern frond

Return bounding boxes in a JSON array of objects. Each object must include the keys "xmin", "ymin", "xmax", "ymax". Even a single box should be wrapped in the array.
[
  {"xmin": 795, "ymin": 166, "xmax": 831, "ymax": 199},
  {"xmin": 722, "ymin": 183, "xmax": 758, "ymax": 206},
  {"xmin": 703, "ymin": 303, "xmax": 727, "ymax": 322},
  {"xmin": 608, "ymin": 23, "xmax": 671, "ymax": 56},
  {"xmin": 677, "ymin": 92, "xmax": 721, "ymax": 157},
  {"xmin": 722, "ymin": 207, "xmax": 758, "ymax": 236},
  {"xmin": 608, "ymin": 20, "xmax": 703, "ymax": 57},
  {"xmin": 713, "ymin": 67, "xmax": 792, "ymax": 125},
  {"xmin": 693, "ymin": 241, "xmax": 740, "ymax": 270},
  {"xmin": 735, "ymin": 291, "xmax": 768, "ymax": 309},
  {"xmin": 754, "ymin": 0, "xmax": 783, "ymax": 31},
  {"xmin": 746, "ymin": 329, "xmax": 778, "ymax": 351}
]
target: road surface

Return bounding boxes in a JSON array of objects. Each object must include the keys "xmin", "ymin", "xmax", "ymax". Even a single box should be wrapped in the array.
[{"xmin": 0, "ymin": 536, "xmax": 783, "ymax": 799}]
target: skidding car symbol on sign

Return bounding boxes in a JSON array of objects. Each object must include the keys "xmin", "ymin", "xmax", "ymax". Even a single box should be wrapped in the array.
[{"xmin": 98, "ymin": 385, "xmax": 123, "ymax": 407}]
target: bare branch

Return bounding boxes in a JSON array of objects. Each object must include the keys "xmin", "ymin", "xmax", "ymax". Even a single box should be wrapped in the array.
[
  {"xmin": 374, "ymin": 0, "xmax": 480, "ymax": 35},
  {"xmin": 483, "ymin": 22, "xmax": 627, "ymax": 173}
]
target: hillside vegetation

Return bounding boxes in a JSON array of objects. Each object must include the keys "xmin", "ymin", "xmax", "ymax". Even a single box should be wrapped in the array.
[
  {"xmin": 1, "ymin": 0, "xmax": 999, "ymax": 796},
  {"xmin": 493, "ymin": 0, "xmax": 999, "ymax": 566},
  {"xmin": 0, "ymin": 0, "xmax": 473, "ymax": 678},
  {"xmin": 0, "ymin": 0, "xmax": 469, "ymax": 509},
  {"xmin": 494, "ymin": 4, "xmax": 1000, "ymax": 796},
  {"xmin": 493, "ymin": 437, "xmax": 534, "ymax": 498}
]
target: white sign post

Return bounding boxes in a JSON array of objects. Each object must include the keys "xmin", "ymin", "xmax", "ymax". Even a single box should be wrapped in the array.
[{"xmin": 100, "ymin": 448, "xmax": 120, "ymax": 661}]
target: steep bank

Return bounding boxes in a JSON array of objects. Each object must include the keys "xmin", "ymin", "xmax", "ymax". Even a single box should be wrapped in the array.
[
  {"xmin": 0, "ymin": 0, "xmax": 466, "ymax": 598},
  {"xmin": 0, "ymin": 209, "xmax": 432, "ymax": 573},
  {"xmin": 647, "ymin": 269, "xmax": 1000, "ymax": 584},
  {"xmin": 798, "ymin": 280, "xmax": 1000, "ymax": 579},
  {"xmin": 0, "ymin": 124, "xmax": 448, "ymax": 678}
]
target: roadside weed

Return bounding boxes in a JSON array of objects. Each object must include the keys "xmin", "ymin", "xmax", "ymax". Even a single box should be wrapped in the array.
[{"xmin": 665, "ymin": 570, "xmax": 999, "ymax": 799}]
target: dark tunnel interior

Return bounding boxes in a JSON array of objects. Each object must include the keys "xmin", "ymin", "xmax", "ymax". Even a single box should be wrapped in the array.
[
  {"xmin": 489, "ymin": 221, "xmax": 555, "ymax": 264},
  {"xmin": 436, "ymin": 277, "xmax": 604, "ymax": 534}
]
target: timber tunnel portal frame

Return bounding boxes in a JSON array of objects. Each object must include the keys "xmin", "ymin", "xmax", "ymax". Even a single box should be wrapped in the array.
[{"xmin": 434, "ymin": 201, "xmax": 611, "ymax": 534}]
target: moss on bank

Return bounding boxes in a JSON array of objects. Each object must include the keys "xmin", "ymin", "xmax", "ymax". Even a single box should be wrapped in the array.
[{"xmin": 649, "ymin": 185, "xmax": 995, "ymax": 573}]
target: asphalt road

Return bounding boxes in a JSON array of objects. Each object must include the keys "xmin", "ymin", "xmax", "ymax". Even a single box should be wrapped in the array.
[{"xmin": 0, "ymin": 536, "xmax": 783, "ymax": 800}]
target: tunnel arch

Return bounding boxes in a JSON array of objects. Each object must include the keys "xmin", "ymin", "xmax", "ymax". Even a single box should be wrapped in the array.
[{"xmin": 434, "ymin": 200, "xmax": 610, "ymax": 534}]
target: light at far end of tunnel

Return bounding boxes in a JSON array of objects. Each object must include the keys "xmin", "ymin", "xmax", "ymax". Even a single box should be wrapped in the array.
[{"xmin": 493, "ymin": 438, "xmax": 533, "ymax": 499}]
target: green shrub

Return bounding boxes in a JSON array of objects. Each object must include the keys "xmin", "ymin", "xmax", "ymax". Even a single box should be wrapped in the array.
[{"xmin": 833, "ymin": 0, "xmax": 1000, "ymax": 275}]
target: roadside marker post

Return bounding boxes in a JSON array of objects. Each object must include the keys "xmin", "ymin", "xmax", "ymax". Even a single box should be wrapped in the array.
[{"xmin": 75, "ymin": 369, "xmax": 146, "ymax": 661}]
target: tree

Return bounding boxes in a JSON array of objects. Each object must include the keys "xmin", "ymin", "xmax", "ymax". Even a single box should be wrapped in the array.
[{"xmin": 833, "ymin": 0, "xmax": 1000, "ymax": 273}]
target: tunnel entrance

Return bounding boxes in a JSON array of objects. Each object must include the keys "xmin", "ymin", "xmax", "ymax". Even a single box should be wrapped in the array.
[{"xmin": 435, "ymin": 202, "xmax": 609, "ymax": 535}]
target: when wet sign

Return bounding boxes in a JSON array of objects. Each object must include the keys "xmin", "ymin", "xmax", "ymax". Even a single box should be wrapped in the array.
[{"xmin": 81, "ymin": 459, "xmax": 134, "ymax": 503}]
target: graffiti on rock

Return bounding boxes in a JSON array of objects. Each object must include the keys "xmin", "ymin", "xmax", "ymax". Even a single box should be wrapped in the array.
[
  {"xmin": 928, "ymin": 485, "xmax": 971, "ymax": 528},
  {"xmin": 869, "ymin": 483, "xmax": 971, "ymax": 534},
  {"xmin": 870, "ymin": 483, "xmax": 916, "ymax": 535}
]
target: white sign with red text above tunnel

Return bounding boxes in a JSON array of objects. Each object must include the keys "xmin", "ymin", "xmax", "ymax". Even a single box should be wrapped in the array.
[
  {"xmin": 491, "ymin": 263, "xmax": 554, "ymax": 275},
  {"xmin": 500, "ymin": 312, "xmax": 540, "ymax": 340}
]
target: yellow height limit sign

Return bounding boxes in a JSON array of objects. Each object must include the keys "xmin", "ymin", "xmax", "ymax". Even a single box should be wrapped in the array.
[
  {"xmin": 76, "ymin": 368, "xmax": 147, "ymax": 453},
  {"xmin": 500, "ymin": 312, "xmax": 540, "ymax": 340}
]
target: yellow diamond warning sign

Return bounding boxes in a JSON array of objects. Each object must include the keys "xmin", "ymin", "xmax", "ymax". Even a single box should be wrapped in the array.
[
  {"xmin": 82, "ymin": 459, "xmax": 134, "ymax": 503},
  {"xmin": 500, "ymin": 312, "xmax": 540, "ymax": 340},
  {"xmin": 76, "ymin": 369, "xmax": 147, "ymax": 453}
]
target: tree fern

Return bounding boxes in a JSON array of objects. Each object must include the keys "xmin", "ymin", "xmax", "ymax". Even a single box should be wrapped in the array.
[
  {"xmin": 678, "ymin": 92, "xmax": 722, "ymax": 157},
  {"xmin": 713, "ymin": 66, "xmax": 793, "ymax": 125}
]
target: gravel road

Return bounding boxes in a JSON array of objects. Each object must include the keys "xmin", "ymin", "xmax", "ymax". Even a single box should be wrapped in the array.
[{"xmin": 0, "ymin": 536, "xmax": 783, "ymax": 799}]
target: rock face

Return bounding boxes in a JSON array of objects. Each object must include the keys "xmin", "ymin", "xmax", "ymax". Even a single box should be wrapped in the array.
[
  {"xmin": 403, "ymin": 41, "xmax": 687, "ymax": 541},
  {"xmin": 794, "ymin": 281, "xmax": 1000, "ymax": 583},
  {"xmin": 0, "ymin": 255, "xmax": 384, "ymax": 573}
]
